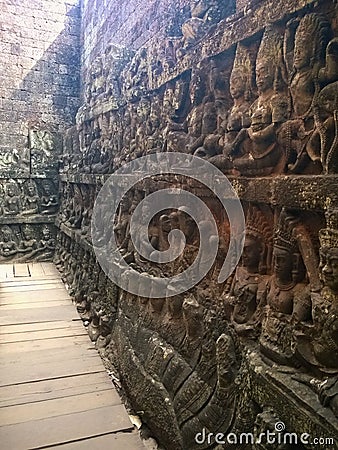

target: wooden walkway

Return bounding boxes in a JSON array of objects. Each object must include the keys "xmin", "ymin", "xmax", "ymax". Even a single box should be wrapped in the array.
[{"xmin": 0, "ymin": 263, "xmax": 145, "ymax": 450}]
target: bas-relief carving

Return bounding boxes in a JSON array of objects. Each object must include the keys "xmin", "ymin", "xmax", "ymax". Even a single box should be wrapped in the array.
[
  {"xmin": 0, "ymin": 178, "xmax": 58, "ymax": 218},
  {"xmin": 0, "ymin": 223, "xmax": 56, "ymax": 262},
  {"xmin": 0, "ymin": 148, "xmax": 30, "ymax": 177},
  {"xmin": 181, "ymin": 0, "xmax": 236, "ymax": 51},
  {"xmin": 294, "ymin": 206, "xmax": 338, "ymax": 417},
  {"xmin": 57, "ymin": 5, "xmax": 338, "ymax": 449},
  {"xmin": 29, "ymin": 126, "xmax": 61, "ymax": 177}
]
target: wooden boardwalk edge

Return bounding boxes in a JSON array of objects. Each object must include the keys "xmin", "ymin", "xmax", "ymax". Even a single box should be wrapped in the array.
[{"xmin": 0, "ymin": 263, "xmax": 146, "ymax": 450}]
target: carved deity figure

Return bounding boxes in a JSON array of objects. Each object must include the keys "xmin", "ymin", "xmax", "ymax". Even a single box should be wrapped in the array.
[
  {"xmin": 0, "ymin": 226, "xmax": 17, "ymax": 258},
  {"xmin": 228, "ymin": 206, "xmax": 272, "ymax": 337},
  {"xmin": 36, "ymin": 225, "xmax": 55, "ymax": 261},
  {"xmin": 312, "ymin": 39, "xmax": 338, "ymax": 174},
  {"xmin": 22, "ymin": 180, "xmax": 39, "ymax": 215},
  {"xmin": 260, "ymin": 210, "xmax": 312, "ymax": 365},
  {"xmin": 19, "ymin": 225, "xmax": 38, "ymax": 253},
  {"xmin": 231, "ymin": 27, "xmax": 289, "ymax": 176},
  {"xmin": 88, "ymin": 56, "xmax": 105, "ymax": 106},
  {"xmin": 29, "ymin": 125, "xmax": 60, "ymax": 177},
  {"xmin": 295, "ymin": 207, "xmax": 338, "ymax": 417},
  {"xmin": 3, "ymin": 181, "xmax": 21, "ymax": 215},
  {"xmin": 164, "ymin": 68, "xmax": 215, "ymax": 155},
  {"xmin": 181, "ymin": 0, "xmax": 235, "ymax": 49},
  {"xmin": 282, "ymin": 13, "xmax": 331, "ymax": 173},
  {"xmin": 40, "ymin": 180, "xmax": 58, "ymax": 215},
  {"xmin": 196, "ymin": 45, "xmax": 253, "ymax": 172}
]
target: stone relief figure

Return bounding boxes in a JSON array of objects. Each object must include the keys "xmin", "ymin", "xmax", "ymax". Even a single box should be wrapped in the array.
[
  {"xmin": 40, "ymin": 179, "xmax": 58, "ymax": 215},
  {"xmin": 122, "ymin": 47, "xmax": 148, "ymax": 101},
  {"xmin": 260, "ymin": 209, "xmax": 312, "ymax": 365},
  {"xmin": 66, "ymin": 185, "xmax": 83, "ymax": 229},
  {"xmin": 195, "ymin": 44, "xmax": 254, "ymax": 172},
  {"xmin": 36, "ymin": 225, "xmax": 56, "ymax": 261},
  {"xmin": 282, "ymin": 13, "xmax": 331, "ymax": 173},
  {"xmin": 80, "ymin": 184, "xmax": 95, "ymax": 239},
  {"xmin": 312, "ymin": 38, "xmax": 338, "ymax": 174},
  {"xmin": 181, "ymin": 0, "xmax": 235, "ymax": 51},
  {"xmin": 3, "ymin": 181, "xmax": 21, "ymax": 215},
  {"xmin": 0, "ymin": 225, "xmax": 17, "ymax": 259},
  {"xmin": 88, "ymin": 56, "xmax": 105, "ymax": 106},
  {"xmin": 0, "ymin": 183, "xmax": 4, "ymax": 215},
  {"xmin": 0, "ymin": 147, "xmax": 30, "ymax": 177},
  {"xmin": 103, "ymin": 44, "xmax": 134, "ymax": 108},
  {"xmin": 228, "ymin": 205, "xmax": 272, "ymax": 337},
  {"xmin": 164, "ymin": 67, "xmax": 215, "ymax": 155},
  {"xmin": 18, "ymin": 225, "xmax": 38, "ymax": 254},
  {"xmin": 29, "ymin": 125, "xmax": 59, "ymax": 176},
  {"xmin": 232, "ymin": 27, "xmax": 289, "ymax": 176},
  {"xmin": 295, "ymin": 206, "xmax": 338, "ymax": 417},
  {"xmin": 22, "ymin": 180, "xmax": 40, "ymax": 215}
]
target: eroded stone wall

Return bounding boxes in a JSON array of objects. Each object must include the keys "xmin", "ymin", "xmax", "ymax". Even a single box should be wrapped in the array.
[
  {"xmin": 0, "ymin": 0, "xmax": 81, "ymax": 262},
  {"xmin": 55, "ymin": 0, "xmax": 338, "ymax": 449}
]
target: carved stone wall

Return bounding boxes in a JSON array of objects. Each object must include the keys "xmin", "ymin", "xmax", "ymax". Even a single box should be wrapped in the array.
[
  {"xmin": 0, "ymin": 0, "xmax": 81, "ymax": 261},
  {"xmin": 56, "ymin": 0, "xmax": 338, "ymax": 448}
]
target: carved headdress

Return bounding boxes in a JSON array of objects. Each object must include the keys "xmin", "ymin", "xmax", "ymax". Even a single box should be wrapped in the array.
[
  {"xmin": 246, "ymin": 205, "xmax": 273, "ymax": 273},
  {"xmin": 274, "ymin": 208, "xmax": 298, "ymax": 253},
  {"xmin": 257, "ymin": 25, "xmax": 284, "ymax": 70}
]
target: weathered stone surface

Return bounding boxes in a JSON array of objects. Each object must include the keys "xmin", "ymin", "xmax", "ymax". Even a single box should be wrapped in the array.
[{"xmin": 0, "ymin": 0, "xmax": 80, "ymax": 262}]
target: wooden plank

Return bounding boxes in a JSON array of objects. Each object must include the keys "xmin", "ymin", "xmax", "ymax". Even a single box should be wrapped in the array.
[
  {"xmin": 0, "ymin": 372, "xmax": 113, "ymax": 408},
  {"xmin": 0, "ymin": 264, "xmax": 11, "ymax": 281},
  {"xmin": 0, "ymin": 358, "xmax": 105, "ymax": 387},
  {"xmin": 0, "ymin": 334, "xmax": 93, "ymax": 355},
  {"xmin": 0, "ymin": 300, "xmax": 73, "ymax": 310},
  {"xmin": 0, "ymin": 390, "xmax": 122, "ymax": 426},
  {"xmin": 0, "ymin": 305, "xmax": 78, "ymax": 325},
  {"xmin": 0, "ymin": 290, "xmax": 72, "ymax": 306},
  {"xmin": 0, "ymin": 327, "xmax": 88, "ymax": 343},
  {"xmin": 46, "ymin": 432, "xmax": 145, "ymax": 450},
  {"xmin": 0, "ymin": 278, "xmax": 62, "ymax": 289},
  {"xmin": 27, "ymin": 262, "xmax": 48, "ymax": 278},
  {"xmin": 0, "ymin": 320, "xmax": 84, "ymax": 334},
  {"xmin": 13, "ymin": 264, "xmax": 30, "ymax": 278},
  {"xmin": 0, "ymin": 264, "xmax": 15, "ymax": 280},
  {"xmin": 2, "ymin": 345, "xmax": 98, "ymax": 367},
  {"xmin": 0, "ymin": 405, "xmax": 133, "ymax": 450},
  {"xmin": 42, "ymin": 262, "xmax": 61, "ymax": 276},
  {"xmin": 0, "ymin": 282, "xmax": 66, "ymax": 293}
]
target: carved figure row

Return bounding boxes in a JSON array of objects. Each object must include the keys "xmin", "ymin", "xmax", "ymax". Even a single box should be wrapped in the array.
[
  {"xmin": 53, "ymin": 232, "xmax": 117, "ymax": 349},
  {"xmin": 0, "ymin": 224, "xmax": 56, "ymax": 262},
  {"xmin": 0, "ymin": 179, "xmax": 58, "ymax": 216},
  {"xmin": 70, "ymin": 11, "xmax": 338, "ymax": 176}
]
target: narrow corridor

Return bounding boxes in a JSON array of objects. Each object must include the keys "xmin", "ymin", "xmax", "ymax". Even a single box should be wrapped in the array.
[{"xmin": 0, "ymin": 263, "xmax": 144, "ymax": 450}]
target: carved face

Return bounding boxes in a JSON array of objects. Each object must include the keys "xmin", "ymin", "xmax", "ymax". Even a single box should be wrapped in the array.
[
  {"xmin": 42, "ymin": 227, "xmax": 51, "ymax": 239},
  {"xmin": 319, "ymin": 247, "xmax": 338, "ymax": 293},
  {"xmin": 273, "ymin": 246, "xmax": 292, "ymax": 281},
  {"xmin": 229, "ymin": 70, "xmax": 246, "ymax": 99},
  {"xmin": 294, "ymin": 28, "xmax": 312, "ymax": 70},
  {"xmin": 1, "ymin": 227, "xmax": 12, "ymax": 242},
  {"xmin": 27, "ymin": 184, "xmax": 36, "ymax": 196},
  {"xmin": 255, "ymin": 62, "xmax": 273, "ymax": 93},
  {"xmin": 23, "ymin": 226, "xmax": 34, "ymax": 240},
  {"xmin": 242, "ymin": 236, "xmax": 261, "ymax": 271},
  {"xmin": 7, "ymin": 185, "xmax": 15, "ymax": 197}
]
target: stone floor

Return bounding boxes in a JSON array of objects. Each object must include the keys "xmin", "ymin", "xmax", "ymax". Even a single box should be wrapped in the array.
[{"xmin": 0, "ymin": 262, "xmax": 145, "ymax": 450}]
